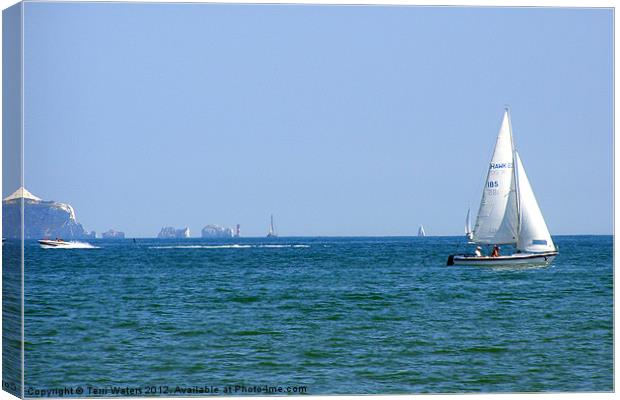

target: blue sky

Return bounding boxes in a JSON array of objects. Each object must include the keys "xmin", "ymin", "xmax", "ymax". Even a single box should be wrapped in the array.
[{"xmin": 17, "ymin": 3, "xmax": 612, "ymax": 237}]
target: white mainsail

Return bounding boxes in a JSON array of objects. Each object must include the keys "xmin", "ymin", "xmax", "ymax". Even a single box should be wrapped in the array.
[
  {"xmin": 514, "ymin": 152, "xmax": 555, "ymax": 252},
  {"xmin": 472, "ymin": 110, "xmax": 519, "ymax": 244}
]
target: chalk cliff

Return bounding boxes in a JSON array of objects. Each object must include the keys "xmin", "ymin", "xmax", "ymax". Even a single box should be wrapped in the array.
[
  {"xmin": 2, "ymin": 187, "xmax": 95, "ymax": 239},
  {"xmin": 201, "ymin": 224, "xmax": 234, "ymax": 238},
  {"xmin": 101, "ymin": 229, "xmax": 125, "ymax": 239},
  {"xmin": 157, "ymin": 226, "xmax": 190, "ymax": 239}
]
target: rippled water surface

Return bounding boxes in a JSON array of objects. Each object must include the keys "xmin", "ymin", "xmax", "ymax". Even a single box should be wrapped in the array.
[{"xmin": 19, "ymin": 236, "xmax": 612, "ymax": 394}]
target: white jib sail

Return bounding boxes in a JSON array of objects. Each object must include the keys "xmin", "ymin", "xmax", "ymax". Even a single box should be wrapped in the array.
[
  {"xmin": 472, "ymin": 110, "xmax": 519, "ymax": 244},
  {"xmin": 514, "ymin": 152, "xmax": 555, "ymax": 253}
]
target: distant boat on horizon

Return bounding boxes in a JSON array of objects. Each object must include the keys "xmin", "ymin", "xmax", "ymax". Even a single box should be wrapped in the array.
[
  {"xmin": 266, "ymin": 214, "xmax": 278, "ymax": 238},
  {"xmin": 447, "ymin": 109, "xmax": 558, "ymax": 266},
  {"xmin": 417, "ymin": 225, "xmax": 426, "ymax": 237}
]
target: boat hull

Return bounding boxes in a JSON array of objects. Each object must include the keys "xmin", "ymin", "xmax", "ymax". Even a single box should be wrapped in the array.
[
  {"xmin": 38, "ymin": 239, "xmax": 72, "ymax": 248},
  {"xmin": 447, "ymin": 252, "xmax": 558, "ymax": 266}
]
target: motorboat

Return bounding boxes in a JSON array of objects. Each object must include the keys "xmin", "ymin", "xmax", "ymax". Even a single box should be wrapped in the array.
[{"xmin": 38, "ymin": 239, "xmax": 74, "ymax": 248}]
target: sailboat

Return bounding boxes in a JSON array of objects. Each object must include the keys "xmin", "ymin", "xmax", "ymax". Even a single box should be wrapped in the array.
[
  {"xmin": 447, "ymin": 109, "xmax": 558, "ymax": 266},
  {"xmin": 418, "ymin": 225, "xmax": 426, "ymax": 237},
  {"xmin": 464, "ymin": 208, "xmax": 473, "ymax": 241},
  {"xmin": 266, "ymin": 214, "xmax": 278, "ymax": 238}
]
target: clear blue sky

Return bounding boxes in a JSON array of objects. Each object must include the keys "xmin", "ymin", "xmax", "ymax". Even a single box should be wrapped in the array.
[{"xmin": 18, "ymin": 3, "xmax": 612, "ymax": 237}]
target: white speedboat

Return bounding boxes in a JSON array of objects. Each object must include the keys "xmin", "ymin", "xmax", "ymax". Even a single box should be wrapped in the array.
[
  {"xmin": 38, "ymin": 239, "xmax": 74, "ymax": 248},
  {"xmin": 447, "ymin": 109, "xmax": 558, "ymax": 267}
]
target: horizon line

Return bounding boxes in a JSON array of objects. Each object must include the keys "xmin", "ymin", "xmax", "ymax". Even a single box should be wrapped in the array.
[{"xmin": 66, "ymin": 233, "xmax": 614, "ymax": 239}]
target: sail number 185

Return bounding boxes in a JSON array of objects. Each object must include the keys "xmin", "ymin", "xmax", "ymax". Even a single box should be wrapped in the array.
[{"xmin": 487, "ymin": 181, "xmax": 499, "ymax": 188}]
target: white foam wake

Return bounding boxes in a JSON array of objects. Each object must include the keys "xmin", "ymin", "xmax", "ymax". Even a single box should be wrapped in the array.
[
  {"xmin": 149, "ymin": 244, "xmax": 253, "ymax": 249},
  {"xmin": 149, "ymin": 244, "xmax": 310, "ymax": 250},
  {"xmin": 258, "ymin": 244, "xmax": 310, "ymax": 248}
]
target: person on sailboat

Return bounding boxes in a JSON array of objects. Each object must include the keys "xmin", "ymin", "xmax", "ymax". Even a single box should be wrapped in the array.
[
  {"xmin": 491, "ymin": 245, "xmax": 500, "ymax": 257},
  {"xmin": 474, "ymin": 246, "xmax": 483, "ymax": 257}
]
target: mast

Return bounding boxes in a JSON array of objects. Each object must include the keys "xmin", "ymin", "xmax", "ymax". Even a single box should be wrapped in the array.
[{"xmin": 506, "ymin": 107, "xmax": 522, "ymax": 235}]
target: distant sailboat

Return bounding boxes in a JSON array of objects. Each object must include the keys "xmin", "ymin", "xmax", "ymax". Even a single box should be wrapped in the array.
[
  {"xmin": 417, "ymin": 225, "xmax": 426, "ymax": 237},
  {"xmin": 447, "ymin": 109, "xmax": 558, "ymax": 266},
  {"xmin": 266, "ymin": 214, "xmax": 278, "ymax": 238},
  {"xmin": 465, "ymin": 208, "xmax": 473, "ymax": 241}
]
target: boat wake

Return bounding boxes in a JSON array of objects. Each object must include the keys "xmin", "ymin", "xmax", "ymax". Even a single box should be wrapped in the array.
[
  {"xmin": 488, "ymin": 263, "xmax": 555, "ymax": 272},
  {"xmin": 258, "ymin": 244, "xmax": 309, "ymax": 248},
  {"xmin": 149, "ymin": 244, "xmax": 310, "ymax": 250},
  {"xmin": 150, "ymin": 244, "xmax": 252, "ymax": 249}
]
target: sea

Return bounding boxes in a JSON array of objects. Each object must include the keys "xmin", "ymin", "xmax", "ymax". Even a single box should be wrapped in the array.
[{"xmin": 2, "ymin": 235, "xmax": 613, "ymax": 395}]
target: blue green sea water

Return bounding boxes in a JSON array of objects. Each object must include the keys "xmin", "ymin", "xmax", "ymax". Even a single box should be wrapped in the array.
[{"xmin": 4, "ymin": 235, "xmax": 614, "ymax": 395}]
